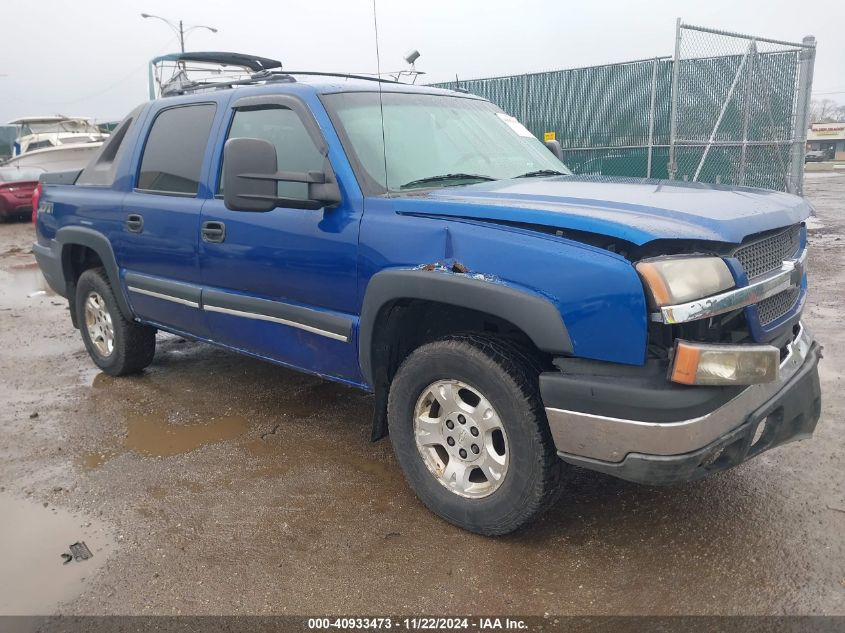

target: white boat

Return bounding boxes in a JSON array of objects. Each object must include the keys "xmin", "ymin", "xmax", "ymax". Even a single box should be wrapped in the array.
[{"xmin": 2, "ymin": 116, "xmax": 108, "ymax": 172}]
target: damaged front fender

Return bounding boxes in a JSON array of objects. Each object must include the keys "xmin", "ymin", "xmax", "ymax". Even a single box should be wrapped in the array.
[{"xmin": 357, "ymin": 268, "xmax": 572, "ymax": 388}]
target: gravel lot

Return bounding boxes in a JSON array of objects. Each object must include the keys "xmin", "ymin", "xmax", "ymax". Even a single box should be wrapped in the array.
[{"xmin": 0, "ymin": 175, "xmax": 843, "ymax": 616}]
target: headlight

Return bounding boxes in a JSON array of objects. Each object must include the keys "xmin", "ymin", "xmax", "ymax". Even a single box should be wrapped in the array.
[{"xmin": 635, "ymin": 256, "xmax": 735, "ymax": 308}]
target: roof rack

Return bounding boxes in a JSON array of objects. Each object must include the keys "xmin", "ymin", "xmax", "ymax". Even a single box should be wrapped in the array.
[
  {"xmin": 155, "ymin": 70, "xmax": 404, "ymax": 98},
  {"xmin": 162, "ymin": 71, "xmax": 295, "ymax": 96}
]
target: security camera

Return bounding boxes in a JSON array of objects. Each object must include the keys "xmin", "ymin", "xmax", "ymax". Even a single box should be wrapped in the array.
[{"xmin": 404, "ymin": 49, "xmax": 421, "ymax": 65}]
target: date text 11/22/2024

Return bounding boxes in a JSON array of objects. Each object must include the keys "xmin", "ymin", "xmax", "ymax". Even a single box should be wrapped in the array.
[{"xmin": 306, "ymin": 617, "xmax": 528, "ymax": 630}]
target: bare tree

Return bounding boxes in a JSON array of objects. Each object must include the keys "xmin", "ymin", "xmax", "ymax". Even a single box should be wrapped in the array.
[{"xmin": 809, "ymin": 99, "xmax": 845, "ymax": 123}]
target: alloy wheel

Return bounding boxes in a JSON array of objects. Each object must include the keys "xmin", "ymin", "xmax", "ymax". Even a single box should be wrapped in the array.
[
  {"xmin": 84, "ymin": 291, "xmax": 114, "ymax": 357},
  {"xmin": 413, "ymin": 379, "xmax": 509, "ymax": 498}
]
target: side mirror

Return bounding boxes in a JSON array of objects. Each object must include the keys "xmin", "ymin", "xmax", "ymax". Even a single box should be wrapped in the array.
[
  {"xmin": 223, "ymin": 137, "xmax": 342, "ymax": 212},
  {"xmin": 544, "ymin": 139, "xmax": 564, "ymax": 162},
  {"xmin": 223, "ymin": 137, "xmax": 277, "ymax": 212}
]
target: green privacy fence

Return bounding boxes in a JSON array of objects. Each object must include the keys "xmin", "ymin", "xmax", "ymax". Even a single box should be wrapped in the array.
[
  {"xmin": 430, "ymin": 24, "xmax": 815, "ymax": 193},
  {"xmin": 432, "ymin": 57, "xmax": 674, "ymax": 179}
]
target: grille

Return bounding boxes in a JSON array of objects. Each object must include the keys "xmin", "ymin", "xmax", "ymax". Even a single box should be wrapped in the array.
[
  {"xmin": 757, "ymin": 286, "xmax": 801, "ymax": 326},
  {"xmin": 734, "ymin": 224, "xmax": 801, "ymax": 280}
]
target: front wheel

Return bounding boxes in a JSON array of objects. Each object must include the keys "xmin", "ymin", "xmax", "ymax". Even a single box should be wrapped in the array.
[
  {"xmin": 75, "ymin": 267, "xmax": 156, "ymax": 376},
  {"xmin": 387, "ymin": 334, "xmax": 563, "ymax": 535}
]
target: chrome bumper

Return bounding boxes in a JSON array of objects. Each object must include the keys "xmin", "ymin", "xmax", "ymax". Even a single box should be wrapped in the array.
[{"xmin": 545, "ymin": 324, "xmax": 815, "ymax": 462}]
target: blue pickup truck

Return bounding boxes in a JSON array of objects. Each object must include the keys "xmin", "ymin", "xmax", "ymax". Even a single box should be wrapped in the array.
[{"xmin": 33, "ymin": 61, "xmax": 821, "ymax": 534}]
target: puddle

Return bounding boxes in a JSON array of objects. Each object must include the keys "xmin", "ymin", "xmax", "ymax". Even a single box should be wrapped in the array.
[
  {"xmin": 0, "ymin": 492, "xmax": 112, "ymax": 615},
  {"xmin": 0, "ymin": 262, "xmax": 55, "ymax": 300},
  {"xmin": 79, "ymin": 411, "xmax": 252, "ymax": 470},
  {"xmin": 80, "ymin": 450, "xmax": 117, "ymax": 470},
  {"xmin": 124, "ymin": 413, "xmax": 249, "ymax": 457}
]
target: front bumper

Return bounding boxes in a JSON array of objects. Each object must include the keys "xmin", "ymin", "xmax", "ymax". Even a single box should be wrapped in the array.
[{"xmin": 542, "ymin": 325, "xmax": 821, "ymax": 484}]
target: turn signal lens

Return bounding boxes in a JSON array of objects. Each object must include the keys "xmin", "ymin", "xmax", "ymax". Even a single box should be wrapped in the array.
[
  {"xmin": 671, "ymin": 340, "xmax": 779, "ymax": 386},
  {"xmin": 636, "ymin": 257, "xmax": 734, "ymax": 308}
]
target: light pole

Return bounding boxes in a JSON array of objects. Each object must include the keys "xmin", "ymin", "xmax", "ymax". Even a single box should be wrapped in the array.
[{"xmin": 140, "ymin": 13, "xmax": 218, "ymax": 53}]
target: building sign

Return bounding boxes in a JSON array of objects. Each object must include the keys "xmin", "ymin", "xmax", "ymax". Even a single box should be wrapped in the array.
[{"xmin": 808, "ymin": 123, "xmax": 845, "ymax": 140}]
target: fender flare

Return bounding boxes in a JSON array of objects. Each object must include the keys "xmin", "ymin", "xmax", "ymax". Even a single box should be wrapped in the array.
[
  {"xmin": 55, "ymin": 225, "xmax": 133, "ymax": 320},
  {"xmin": 358, "ymin": 268, "xmax": 573, "ymax": 387}
]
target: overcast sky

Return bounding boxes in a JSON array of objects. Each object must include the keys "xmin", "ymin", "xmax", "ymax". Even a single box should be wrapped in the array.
[{"xmin": 1, "ymin": 0, "xmax": 842, "ymax": 123}]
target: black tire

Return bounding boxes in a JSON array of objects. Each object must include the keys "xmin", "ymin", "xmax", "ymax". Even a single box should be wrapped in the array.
[
  {"xmin": 75, "ymin": 267, "xmax": 156, "ymax": 376},
  {"xmin": 388, "ymin": 334, "xmax": 563, "ymax": 535}
]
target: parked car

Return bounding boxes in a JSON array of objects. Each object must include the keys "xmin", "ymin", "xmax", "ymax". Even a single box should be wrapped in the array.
[
  {"xmin": 805, "ymin": 150, "xmax": 828, "ymax": 163},
  {"xmin": 32, "ymin": 60, "xmax": 821, "ymax": 535},
  {"xmin": 0, "ymin": 166, "xmax": 43, "ymax": 222}
]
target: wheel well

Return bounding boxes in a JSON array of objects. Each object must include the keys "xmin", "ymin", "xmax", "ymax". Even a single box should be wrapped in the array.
[
  {"xmin": 62, "ymin": 245, "xmax": 104, "ymax": 328},
  {"xmin": 368, "ymin": 299, "xmax": 552, "ymax": 441}
]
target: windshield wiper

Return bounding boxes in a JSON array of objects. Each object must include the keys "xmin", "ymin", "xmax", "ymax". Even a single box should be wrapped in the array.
[
  {"xmin": 514, "ymin": 169, "xmax": 567, "ymax": 178},
  {"xmin": 399, "ymin": 173, "xmax": 496, "ymax": 190}
]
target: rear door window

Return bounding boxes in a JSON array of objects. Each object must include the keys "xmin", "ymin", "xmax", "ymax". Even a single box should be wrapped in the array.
[{"xmin": 137, "ymin": 104, "xmax": 216, "ymax": 196}]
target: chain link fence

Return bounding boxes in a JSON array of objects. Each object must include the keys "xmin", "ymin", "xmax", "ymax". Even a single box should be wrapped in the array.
[
  {"xmin": 430, "ymin": 21, "xmax": 815, "ymax": 193},
  {"xmin": 669, "ymin": 22, "xmax": 815, "ymax": 193}
]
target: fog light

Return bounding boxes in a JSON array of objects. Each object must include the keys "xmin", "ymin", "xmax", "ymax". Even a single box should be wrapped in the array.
[{"xmin": 670, "ymin": 341, "xmax": 780, "ymax": 386}]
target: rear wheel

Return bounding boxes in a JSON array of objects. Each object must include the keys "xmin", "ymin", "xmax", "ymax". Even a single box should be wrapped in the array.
[
  {"xmin": 75, "ymin": 268, "xmax": 156, "ymax": 376},
  {"xmin": 388, "ymin": 334, "xmax": 563, "ymax": 535}
]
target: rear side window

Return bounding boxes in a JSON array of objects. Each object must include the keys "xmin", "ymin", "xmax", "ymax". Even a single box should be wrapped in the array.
[
  {"xmin": 137, "ymin": 104, "xmax": 216, "ymax": 195},
  {"xmin": 218, "ymin": 106, "xmax": 324, "ymax": 199}
]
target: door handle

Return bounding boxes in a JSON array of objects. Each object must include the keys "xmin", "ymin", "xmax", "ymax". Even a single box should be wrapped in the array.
[
  {"xmin": 201, "ymin": 221, "xmax": 226, "ymax": 243},
  {"xmin": 125, "ymin": 213, "xmax": 144, "ymax": 233}
]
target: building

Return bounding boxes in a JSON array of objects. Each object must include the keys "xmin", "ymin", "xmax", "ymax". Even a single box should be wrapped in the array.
[{"xmin": 807, "ymin": 122, "xmax": 845, "ymax": 159}]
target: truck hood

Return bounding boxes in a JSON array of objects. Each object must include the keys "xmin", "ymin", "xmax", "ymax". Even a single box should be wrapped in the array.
[{"xmin": 392, "ymin": 176, "xmax": 812, "ymax": 246}]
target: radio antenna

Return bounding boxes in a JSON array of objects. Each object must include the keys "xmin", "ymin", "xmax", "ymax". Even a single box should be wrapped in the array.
[{"xmin": 372, "ymin": 0, "xmax": 389, "ymax": 197}]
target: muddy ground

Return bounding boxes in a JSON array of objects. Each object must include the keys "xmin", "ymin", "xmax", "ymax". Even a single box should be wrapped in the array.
[{"xmin": 0, "ymin": 175, "xmax": 843, "ymax": 616}]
